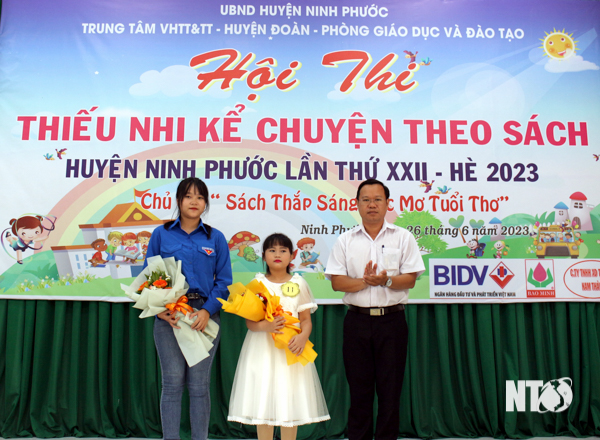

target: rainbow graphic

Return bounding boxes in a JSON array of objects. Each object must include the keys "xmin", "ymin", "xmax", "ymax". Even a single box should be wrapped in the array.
[{"xmin": 45, "ymin": 140, "xmax": 399, "ymax": 249}]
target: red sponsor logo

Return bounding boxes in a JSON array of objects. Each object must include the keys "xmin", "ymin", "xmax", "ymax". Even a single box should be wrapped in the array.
[{"xmin": 489, "ymin": 262, "xmax": 514, "ymax": 289}]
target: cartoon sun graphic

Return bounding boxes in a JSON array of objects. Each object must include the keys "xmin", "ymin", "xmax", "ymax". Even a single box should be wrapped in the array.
[{"xmin": 540, "ymin": 29, "xmax": 577, "ymax": 60}]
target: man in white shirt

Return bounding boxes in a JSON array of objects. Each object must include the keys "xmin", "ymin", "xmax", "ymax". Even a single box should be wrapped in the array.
[{"xmin": 326, "ymin": 179, "xmax": 425, "ymax": 440}]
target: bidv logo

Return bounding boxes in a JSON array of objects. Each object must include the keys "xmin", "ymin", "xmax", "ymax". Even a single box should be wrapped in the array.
[
  {"xmin": 433, "ymin": 265, "xmax": 488, "ymax": 286},
  {"xmin": 489, "ymin": 262, "xmax": 514, "ymax": 288},
  {"xmin": 433, "ymin": 262, "xmax": 514, "ymax": 288},
  {"xmin": 506, "ymin": 378, "xmax": 573, "ymax": 413}
]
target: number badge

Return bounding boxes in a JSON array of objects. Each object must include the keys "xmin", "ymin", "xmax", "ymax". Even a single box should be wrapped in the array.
[{"xmin": 281, "ymin": 281, "xmax": 300, "ymax": 297}]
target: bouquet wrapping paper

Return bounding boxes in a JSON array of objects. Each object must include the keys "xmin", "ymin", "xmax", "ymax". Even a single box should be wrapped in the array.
[
  {"xmin": 121, "ymin": 255, "xmax": 219, "ymax": 367},
  {"xmin": 219, "ymin": 279, "xmax": 317, "ymax": 366}
]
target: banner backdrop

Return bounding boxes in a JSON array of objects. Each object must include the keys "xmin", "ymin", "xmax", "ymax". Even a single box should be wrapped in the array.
[{"xmin": 1, "ymin": 0, "xmax": 599, "ymax": 303}]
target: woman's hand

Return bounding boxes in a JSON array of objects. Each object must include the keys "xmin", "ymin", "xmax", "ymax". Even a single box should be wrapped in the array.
[
  {"xmin": 288, "ymin": 332, "xmax": 309, "ymax": 355},
  {"xmin": 189, "ymin": 309, "xmax": 211, "ymax": 332},
  {"xmin": 157, "ymin": 310, "xmax": 181, "ymax": 329}
]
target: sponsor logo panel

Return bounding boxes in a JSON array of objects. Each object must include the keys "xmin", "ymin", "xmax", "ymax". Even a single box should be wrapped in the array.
[
  {"xmin": 429, "ymin": 259, "xmax": 522, "ymax": 299},
  {"xmin": 506, "ymin": 378, "xmax": 573, "ymax": 413},
  {"xmin": 525, "ymin": 259, "xmax": 555, "ymax": 298}
]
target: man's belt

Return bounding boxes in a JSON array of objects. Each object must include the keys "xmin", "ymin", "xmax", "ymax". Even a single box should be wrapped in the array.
[
  {"xmin": 347, "ymin": 304, "xmax": 405, "ymax": 316},
  {"xmin": 185, "ymin": 292, "xmax": 202, "ymax": 300}
]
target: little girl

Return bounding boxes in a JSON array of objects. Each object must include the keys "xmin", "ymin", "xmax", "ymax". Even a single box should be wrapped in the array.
[
  {"xmin": 121, "ymin": 232, "xmax": 139, "ymax": 263},
  {"xmin": 5, "ymin": 215, "xmax": 55, "ymax": 264},
  {"xmin": 227, "ymin": 233, "xmax": 330, "ymax": 440}
]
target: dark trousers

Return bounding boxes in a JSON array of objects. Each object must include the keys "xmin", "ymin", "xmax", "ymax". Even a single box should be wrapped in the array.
[{"xmin": 343, "ymin": 309, "xmax": 409, "ymax": 440}]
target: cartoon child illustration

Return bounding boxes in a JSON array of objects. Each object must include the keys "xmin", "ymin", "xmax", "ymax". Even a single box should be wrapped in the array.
[
  {"xmin": 575, "ymin": 232, "xmax": 583, "ymax": 243},
  {"xmin": 466, "ymin": 237, "xmax": 486, "ymax": 258},
  {"xmin": 493, "ymin": 241, "xmax": 509, "ymax": 259},
  {"xmin": 3, "ymin": 215, "xmax": 54, "ymax": 264},
  {"xmin": 297, "ymin": 237, "xmax": 321, "ymax": 266},
  {"xmin": 121, "ymin": 232, "xmax": 139, "ymax": 263},
  {"xmin": 106, "ymin": 231, "xmax": 123, "ymax": 261},
  {"xmin": 88, "ymin": 239, "xmax": 108, "ymax": 267},
  {"xmin": 137, "ymin": 231, "xmax": 152, "ymax": 259}
]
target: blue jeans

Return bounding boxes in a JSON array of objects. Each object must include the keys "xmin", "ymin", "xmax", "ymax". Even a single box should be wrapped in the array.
[{"xmin": 154, "ymin": 300, "xmax": 220, "ymax": 440}]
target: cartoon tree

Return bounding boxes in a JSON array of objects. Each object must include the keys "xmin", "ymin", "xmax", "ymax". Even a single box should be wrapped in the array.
[
  {"xmin": 394, "ymin": 210, "xmax": 448, "ymax": 254},
  {"xmin": 469, "ymin": 219, "xmax": 485, "ymax": 237},
  {"xmin": 418, "ymin": 234, "xmax": 448, "ymax": 254},
  {"xmin": 448, "ymin": 215, "xmax": 466, "ymax": 243}
]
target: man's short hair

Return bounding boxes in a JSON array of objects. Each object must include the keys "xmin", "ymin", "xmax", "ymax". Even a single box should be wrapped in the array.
[{"xmin": 356, "ymin": 179, "xmax": 390, "ymax": 200}]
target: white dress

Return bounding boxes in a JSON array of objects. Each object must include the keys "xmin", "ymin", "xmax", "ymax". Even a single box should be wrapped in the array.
[{"xmin": 227, "ymin": 273, "xmax": 330, "ymax": 427}]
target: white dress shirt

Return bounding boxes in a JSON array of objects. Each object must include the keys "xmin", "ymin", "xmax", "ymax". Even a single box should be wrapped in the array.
[{"xmin": 325, "ymin": 221, "xmax": 425, "ymax": 307}]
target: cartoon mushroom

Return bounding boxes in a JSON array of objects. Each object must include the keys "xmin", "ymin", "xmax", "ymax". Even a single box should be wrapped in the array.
[{"xmin": 228, "ymin": 231, "xmax": 260, "ymax": 257}]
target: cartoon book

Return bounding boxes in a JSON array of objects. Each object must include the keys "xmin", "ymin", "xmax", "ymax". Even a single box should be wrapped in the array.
[{"xmin": 115, "ymin": 248, "xmax": 141, "ymax": 260}]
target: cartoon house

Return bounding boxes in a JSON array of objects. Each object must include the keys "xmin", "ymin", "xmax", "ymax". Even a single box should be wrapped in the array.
[
  {"xmin": 489, "ymin": 217, "xmax": 504, "ymax": 240},
  {"xmin": 554, "ymin": 202, "xmax": 569, "ymax": 224},
  {"xmin": 51, "ymin": 202, "xmax": 168, "ymax": 279},
  {"xmin": 569, "ymin": 192, "xmax": 594, "ymax": 231}
]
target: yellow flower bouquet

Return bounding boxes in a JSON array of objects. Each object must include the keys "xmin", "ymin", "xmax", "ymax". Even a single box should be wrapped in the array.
[
  {"xmin": 121, "ymin": 255, "xmax": 219, "ymax": 367},
  {"xmin": 219, "ymin": 279, "xmax": 317, "ymax": 366}
]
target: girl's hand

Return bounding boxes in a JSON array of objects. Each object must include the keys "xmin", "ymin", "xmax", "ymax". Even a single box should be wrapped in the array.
[
  {"xmin": 264, "ymin": 316, "xmax": 285, "ymax": 334},
  {"xmin": 157, "ymin": 310, "xmax": 181, "ymax": 329},
  {"xmin": 189, "ymin": 309, "xmax": 211, "ymax": 332},
  {"xmin": 288, "ymin": 332, "xmax": 309, "ymax": 355}
]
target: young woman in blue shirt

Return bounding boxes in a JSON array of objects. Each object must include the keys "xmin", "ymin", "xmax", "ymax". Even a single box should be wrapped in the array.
[{"xmin": 144, "ymin": 177, "xmax": 232, "ymax": 440}]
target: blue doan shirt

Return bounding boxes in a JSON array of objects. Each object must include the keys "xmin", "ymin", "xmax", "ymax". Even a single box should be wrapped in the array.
[{"xmin": 144, "ymin": 218, "xmax": 232, "ymax": 316}]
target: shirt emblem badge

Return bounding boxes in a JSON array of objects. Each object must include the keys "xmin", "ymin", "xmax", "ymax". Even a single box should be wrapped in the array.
[{"xmin": 202, "ymin": 247, "xmax": 215, "ymax": 256}]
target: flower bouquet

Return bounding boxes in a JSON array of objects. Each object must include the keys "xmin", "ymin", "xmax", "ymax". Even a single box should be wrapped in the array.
[
  {"xmin": 218, "ymin": 279, "xmax": 317, "ymax": 366},
  {"xmin": 121, "ymin": 255, "xmax": 219, "ymax": 367}
]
